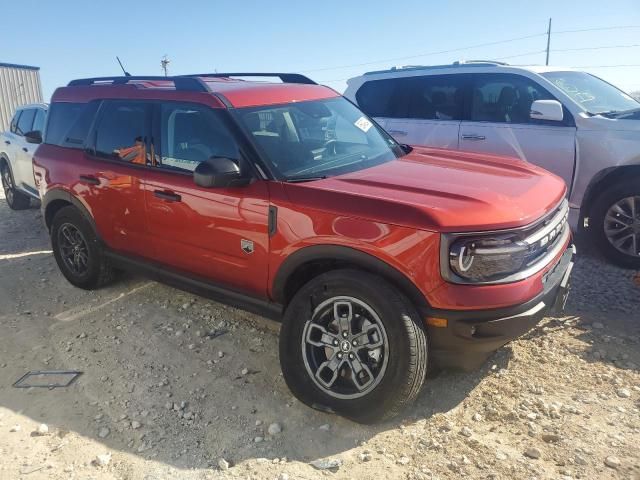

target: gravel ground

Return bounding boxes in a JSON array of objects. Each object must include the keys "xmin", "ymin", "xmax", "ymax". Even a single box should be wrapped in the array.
[{"xmin": 0, "ymin": 190, "xmax": 638, "ymax": 480}]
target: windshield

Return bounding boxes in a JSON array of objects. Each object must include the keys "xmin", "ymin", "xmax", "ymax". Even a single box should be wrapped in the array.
[
  {"xmin": 542, "ymin": 71, "xmax": 639, "ymax": 115},
  {"xmin": 237, "ymin": 97, "xmax": 404, "ymax": 180}
]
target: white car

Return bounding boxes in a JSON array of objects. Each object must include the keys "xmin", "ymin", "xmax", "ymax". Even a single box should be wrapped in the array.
[
  {"xmin": 345, "ymin": 61, "xmax": 640, "ymax": 268},
  {"xmin": 0, "ymin": 103, "xmax": 47, "ymax": 209}
]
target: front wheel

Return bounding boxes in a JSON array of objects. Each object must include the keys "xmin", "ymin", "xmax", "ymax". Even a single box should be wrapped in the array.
[
  {"xmin": 591, "ymin": 178, "xmax": 640, "ymax": 269},
  {"xmin": 279, "ymin": 269, "xmax": 428, "ymax": 424}
]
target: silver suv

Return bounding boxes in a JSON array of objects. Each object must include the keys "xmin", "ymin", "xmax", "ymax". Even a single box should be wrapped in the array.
[
  {"xmin": 345, "ymin": 61, "xmax": 640, "ymax": 268},
  {"xmin": 0, "ymin": 103, "xmax": 47, "ymax": 209}
]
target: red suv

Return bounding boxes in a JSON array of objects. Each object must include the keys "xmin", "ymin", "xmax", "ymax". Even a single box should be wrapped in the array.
[{"xmin": 33, "ymin": 73, "xmax": 574, "ymax": 423}]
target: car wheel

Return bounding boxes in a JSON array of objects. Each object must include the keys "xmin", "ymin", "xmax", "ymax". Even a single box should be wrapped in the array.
[
  {"xmin": 279, "ymin": 269, "xmax": 428, "ymax": 424},
  {"xmin": 51, "ymin": 206, "xmax": 116, "ymax": 289},
  {"xmin": 591, "ymin": 178, "xmax": 640, "ymax": 269},
  {"xmin": 1, "ymin": 163, "xmax": 31, "ymax": 210}
]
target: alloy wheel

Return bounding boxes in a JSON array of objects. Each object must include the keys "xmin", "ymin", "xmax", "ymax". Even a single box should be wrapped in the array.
[
  {"xmin": 302, "ymin": 296, "xmax": 389, "ymax": 399},
  {"xmin": 1, "ymin": 167, "xmax": 14, "ymax": 205},
  {"xmin": 57, "ymin": 223, "xmax": 90, "ymax": 275},
  {"xmin": 604, "ymin": 196, "xmax": 640, "ymax": 258}
]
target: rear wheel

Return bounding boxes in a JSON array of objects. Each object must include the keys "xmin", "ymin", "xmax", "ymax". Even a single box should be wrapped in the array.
[
  {"xmin": 279, "ymin": 269, "xmax": 428, "ymax": 424},
  {"xmin": 1, "ymin": 163, "xmax": 30, "ymax": 210},
  {"xmin": 51, "ymin": 206, "xmax": 116, "ymax": 289},
  {"xmin": 591, "ymin": 178, "xmax": 640, "ymax": 269}
]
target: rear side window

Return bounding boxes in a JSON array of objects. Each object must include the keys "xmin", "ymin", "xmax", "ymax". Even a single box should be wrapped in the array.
[
  {"xmin": 32, "ymin": 109, "xmax": 46, "ymax": 133},
  {"xmin": 45, "ymin": 102, "xmax": 99, "ymax": 148},
  {"xmin": 94, "ymin": 101, "xmax": 151, "ymax": 164},
  {"xmin": 405, "ymin": 75, "xmax": 464, "ymax": 120},
  {"xmin": 16, "ymin": 109, "xmax": 36, "ymax": 135}
]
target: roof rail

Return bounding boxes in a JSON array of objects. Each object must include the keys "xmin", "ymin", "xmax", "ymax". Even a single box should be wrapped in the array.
[
  {"xmin": 181, "ymin": 72, "xmax": 317, "ymax": 85},
  {"xmin": 453, "ymin": 60, "xmax": 509, "ymax": 66},
  {"xmin": 364, "ymin": 60, "xmax": 508, "ymax": 76},
  {"xmin": 67, "ymin": 76, "xmax": 210, "ymax": 92}
]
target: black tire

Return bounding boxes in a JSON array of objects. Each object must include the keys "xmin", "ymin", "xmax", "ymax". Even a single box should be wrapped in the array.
[
  {"xmin": 1, "ymin": 163, "xmax": 31, "ymax": 210},
  {"xmin": 51, "ymin": 206, "xmax": 116, "ymax": 289},
  {"xmin": 590, "ymin": 178, "xmax": 640, "ymax": 269},
  {"xmin": 279, "ymin": 269, "xmax": 428, "ymax": 424}
]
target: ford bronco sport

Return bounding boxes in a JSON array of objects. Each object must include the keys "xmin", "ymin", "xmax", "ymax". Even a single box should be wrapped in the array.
[{"xmin": 32, "ymin": 73, "xmax": 574, "ymax": 423}]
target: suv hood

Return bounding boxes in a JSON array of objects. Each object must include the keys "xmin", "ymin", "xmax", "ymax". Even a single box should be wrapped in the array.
[{"xmin": 283, "ymin": 147, "xmax": 566, "ymax": 232}]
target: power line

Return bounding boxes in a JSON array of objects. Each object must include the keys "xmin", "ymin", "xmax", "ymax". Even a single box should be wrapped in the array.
[
  {"xmin": 305, "ymin": 24, "xmax": 640, "ymax": 76},
  {"xmin": 302, "ymin": 32, "xmax": 547, "ymax": 73},
  {"xmin": 554, "ymin": 25, "xmax": 640, "ymax": 34},
  {"xmin": 554, "ymin": 43, "xmax": 640, "ymax": 53}
]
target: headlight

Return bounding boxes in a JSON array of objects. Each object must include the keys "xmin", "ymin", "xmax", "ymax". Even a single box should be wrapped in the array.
[
  {"xmin": 441, "ymin": 200, "xmax": 571, "ymax": 284},
  {"xmin": 449, "ymin": 234, "xmax": 528, "ymax": 282}
]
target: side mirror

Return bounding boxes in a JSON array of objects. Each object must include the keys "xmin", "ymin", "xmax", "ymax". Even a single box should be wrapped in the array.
[
  {"xmin": 194, "ymin": 156, "xmax": 250, "ymax": 188},
  {"xmin": 530, "ymin": 100, "xmax": 564, "ymax": 122},
  {"xmin": 24, "ymin": 130, "xmax": 43, "ymax": 144}
]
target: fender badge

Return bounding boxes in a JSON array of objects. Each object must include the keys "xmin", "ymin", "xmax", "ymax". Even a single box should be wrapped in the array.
[{"xmin": 241, "ymin": 239, "xmax": 254, "ymax": 254}]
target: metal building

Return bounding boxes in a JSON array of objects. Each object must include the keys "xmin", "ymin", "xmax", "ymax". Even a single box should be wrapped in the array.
[{"xmin": 0, "ymin": 62, "xmax": 43, "ymax": 132}]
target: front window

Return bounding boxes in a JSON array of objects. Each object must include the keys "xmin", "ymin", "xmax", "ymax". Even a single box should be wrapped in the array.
[
  {"xmin": 237, "ymin": 97, "xmax": 404, "ymax": 180},
  {"xmin": 542, "ymin": 71, "xmax": 639, "ymax": 115}
]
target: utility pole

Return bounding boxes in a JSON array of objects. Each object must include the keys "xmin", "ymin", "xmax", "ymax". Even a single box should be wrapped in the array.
[
  {"xmin": 545, "ymin": 18, "xmax": 552, "ymax": 66},
  {"xmin": 161, "ymin": 55, "xmax": 170, "ymax": 77}
]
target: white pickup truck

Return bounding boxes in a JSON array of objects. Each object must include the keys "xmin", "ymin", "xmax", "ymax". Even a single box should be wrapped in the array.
[{"xmin": 0, "ymin": 103, "xmax": 47, "ymax": 209}]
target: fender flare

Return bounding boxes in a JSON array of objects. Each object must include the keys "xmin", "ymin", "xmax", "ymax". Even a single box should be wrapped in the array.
[
  {"xmin": 271, "ymin": 244, "xmax": 430, "ymax": 312},
  {"xmin": 41, "ymin": 188, "xmax": 100, "ymax": 240}
]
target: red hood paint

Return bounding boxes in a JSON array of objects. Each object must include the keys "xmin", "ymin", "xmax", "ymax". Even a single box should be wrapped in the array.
[{"xmin": 284, "ymin": 147, "xmax": 566, "ymax": 232}]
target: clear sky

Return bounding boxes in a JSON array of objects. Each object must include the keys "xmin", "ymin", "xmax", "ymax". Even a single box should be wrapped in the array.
[{"xmin": 3, "ymin": 0, "xmax": 640, "ymax": 100}]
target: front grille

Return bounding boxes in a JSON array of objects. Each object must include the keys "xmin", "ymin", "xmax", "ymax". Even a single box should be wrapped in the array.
[{"xmin": 521, "ymin": 199, "xmax": 569, "ymax": 268}]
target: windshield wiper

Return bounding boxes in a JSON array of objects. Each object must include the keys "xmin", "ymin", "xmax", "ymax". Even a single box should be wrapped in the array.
[
  {"xmin": 284, "ymin": 175, "xmax": 328, "ymax": 183},
  {"xmin": 597, "ymin": 107, "xmax": 640, "ymax": 118}
]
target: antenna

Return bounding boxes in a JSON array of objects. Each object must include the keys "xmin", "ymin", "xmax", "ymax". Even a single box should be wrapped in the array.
[
  {"xmin": 116, "ymin": 56, "xmax": 131, "ymax": 77},
  {"xmin": 161, "ymin": 55, "xmax": 170, "ymax": 77}
]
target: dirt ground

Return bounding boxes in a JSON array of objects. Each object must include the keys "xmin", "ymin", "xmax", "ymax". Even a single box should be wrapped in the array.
[{"xmin": 0, "ymin": 190, "xmax": 638, "ymax": 480}]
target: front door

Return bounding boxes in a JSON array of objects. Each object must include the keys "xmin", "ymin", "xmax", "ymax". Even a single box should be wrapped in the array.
[
  {"xmin": 144, "ymin": 101, "xmax": 270, "ymax": 297},
  {"xmin": 459, "ymin": 73, "xmax": 576, "ymax": 185}
]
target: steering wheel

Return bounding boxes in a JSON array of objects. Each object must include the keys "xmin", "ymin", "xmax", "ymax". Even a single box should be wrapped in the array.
[{"xmin": 322, "ymin": 139, "xmax": 339, "ymax": 157}]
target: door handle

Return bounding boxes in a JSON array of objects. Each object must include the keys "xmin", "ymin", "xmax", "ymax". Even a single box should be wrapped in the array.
[
  {"xmin": 461, "ymin": 134, "xmax": 486, "ymax": 141},
  {"xmin": 388, "ymin": 130, "xmax": 408, "ymax": 136},
  {"xmin": 154, "ymin": 190, "xmax": 181, "ymax": 202},
  {"xmin": 22, "ymin": 147, "xmax": 28, "ymax": 153},
  {"xmin": 79, "ymin": 175, "xmax": 100, "ymax": 185},
  {"xmin": 4, "ymin": 140, "xmax": 10, "ymax": 145}
]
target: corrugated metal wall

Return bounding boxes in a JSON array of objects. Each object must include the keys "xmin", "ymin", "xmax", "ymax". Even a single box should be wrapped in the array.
[{"xmin": 0, "ymin": 63, "xmax": 43, "ymax": 132}]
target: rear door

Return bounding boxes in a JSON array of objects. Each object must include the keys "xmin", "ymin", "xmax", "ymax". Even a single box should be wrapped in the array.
[
  {"xmin": 459, "ymin": 73, "xmax": 576, "ymax": 184},
  {"xmin": 78, "ymin": 100, "xmax": 153, "ymax": 258},
  {"xmin": 143, "ymin": 101, "xmax": 270, "ymax": 297},
  {"xmin": 384, "ymin": 74, "xmax": 464, "ymax": 149},
  {"xmin": 355, "ymin": 75, "xmax": 463, "ymax": 149}
]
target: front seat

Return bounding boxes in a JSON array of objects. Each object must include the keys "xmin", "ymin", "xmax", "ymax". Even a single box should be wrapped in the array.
[{"xmin": 497, "ymin": 86, "xmax": 517, "ymax": 123}]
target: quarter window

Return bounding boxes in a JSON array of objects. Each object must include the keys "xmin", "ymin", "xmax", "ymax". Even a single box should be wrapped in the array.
[
  {"xmin": 470, "ymin": 74, "xmax": 554, "ymax": 124},
  {"xmin": 159, "ymin": 103, "xmax": 239, "ymax": 172},
  {"xmin": 16, "ymin": 109, "xmax": 36, "ymax": 136},
  {"xmin": 45, "ymin": 102, "xmax": 99, "ymax": 148},
  {"xmin": 94, "ymin": 101, "xmax": 151, "ymax": 164}
]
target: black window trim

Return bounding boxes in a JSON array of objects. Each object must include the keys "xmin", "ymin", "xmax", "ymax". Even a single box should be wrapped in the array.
[{"xmin": 83, "ymin": 98, "xmax": 271, "ymax": 181}]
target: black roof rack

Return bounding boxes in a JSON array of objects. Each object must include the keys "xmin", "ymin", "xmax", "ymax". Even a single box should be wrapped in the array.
[
  {"xmin": 180, "ymin": 72, "xmax": 317, "ymax": 85},
  {"xmin": 67, "ymin": 76, "xmax": 210, "ymax": 92},
  {"xmin": 364, "ymin": 60, "xmax": 509, "ymax": 76}
]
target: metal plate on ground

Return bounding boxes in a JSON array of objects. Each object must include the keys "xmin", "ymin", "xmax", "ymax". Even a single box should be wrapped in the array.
[{"xmin": 13, "ymin": 370, "xmax": 83, "ymax": 388}]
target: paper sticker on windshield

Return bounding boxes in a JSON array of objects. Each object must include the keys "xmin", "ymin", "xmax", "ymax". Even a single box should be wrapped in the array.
[{"xmin": 354, "ymin": 117, "xmax": 373, "ymax": 133}]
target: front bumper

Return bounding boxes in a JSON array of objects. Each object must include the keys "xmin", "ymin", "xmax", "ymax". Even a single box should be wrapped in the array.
[{"xmin": 428, "ymin": 244, "xmax": 575, "ymax": 371}]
